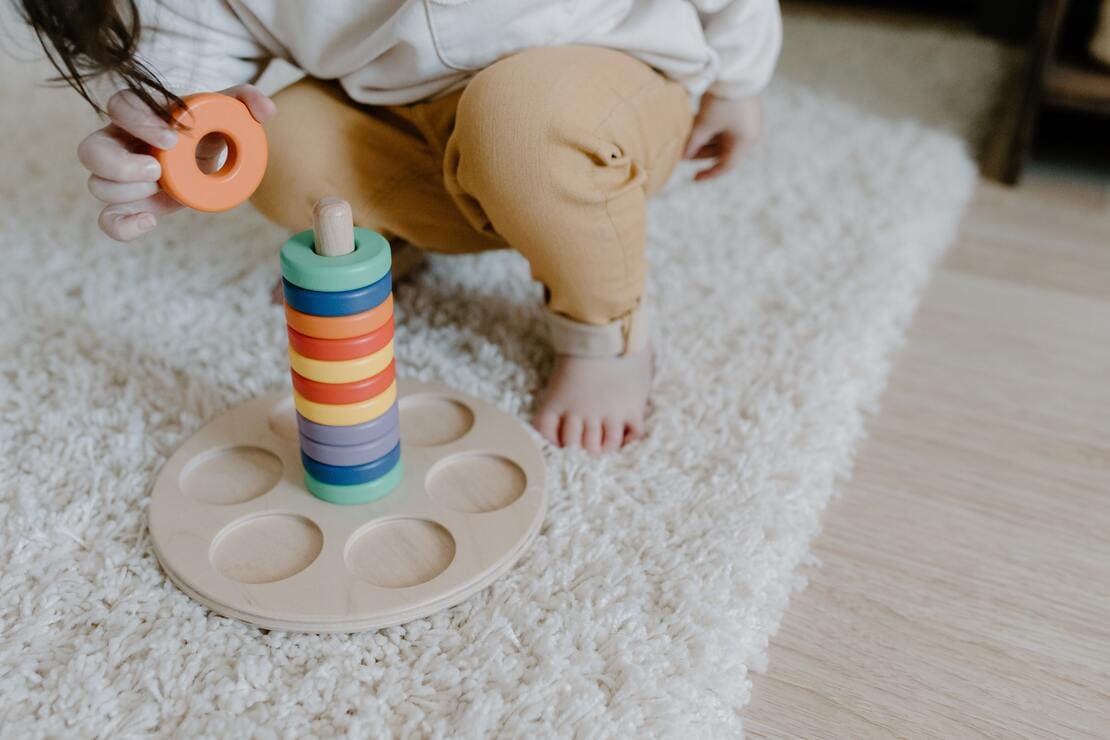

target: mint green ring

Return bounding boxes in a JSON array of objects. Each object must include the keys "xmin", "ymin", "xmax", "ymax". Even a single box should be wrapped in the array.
[
  {"xmin": 280, "ymin": 227, "xmax": 391, "ymax": 293},
  {"xmin": 304, "ymin": 460, "xmax": 402, "ymax": 505}
]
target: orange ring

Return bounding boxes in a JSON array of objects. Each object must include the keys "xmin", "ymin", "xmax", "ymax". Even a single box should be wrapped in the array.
[
  {"xmin": 155, "ymin": 93, "xmax": 268, "ymax": 213},
  {"xmin": 291, "ymin": 360, "xmax": 397, "ymax": 405},
  {"xmin": 284, "ymin": 294, "xmax": 394, "ymax": 339},
  {"xmin": 287, "ymin": 318, "xmax": 394, "ymax": 361}
]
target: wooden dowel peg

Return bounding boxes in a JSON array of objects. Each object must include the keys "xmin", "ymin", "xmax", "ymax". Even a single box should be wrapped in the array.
[{"xmin": 312, "ymin": 197, "xmax": 355, "ymax": 256}]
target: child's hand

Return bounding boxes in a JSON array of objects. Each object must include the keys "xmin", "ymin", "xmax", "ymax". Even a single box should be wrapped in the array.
[
  {"xmin": 683, "ymin": 93, "xmax": 763, "ymax": 182},
  {"xmin": 77, "ymin": 84, "xmax": 276, "ymax": 242}
]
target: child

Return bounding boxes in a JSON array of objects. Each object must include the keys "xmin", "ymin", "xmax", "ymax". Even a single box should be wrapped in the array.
[{"xmin": 18, "ymin": 0, "xmax": 781, "ymax": 454}]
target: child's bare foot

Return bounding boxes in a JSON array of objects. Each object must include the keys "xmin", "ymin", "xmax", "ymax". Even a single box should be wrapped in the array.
[{"xmin": 533, "ymin": 347, "xmax": 653, "ymax": 454}]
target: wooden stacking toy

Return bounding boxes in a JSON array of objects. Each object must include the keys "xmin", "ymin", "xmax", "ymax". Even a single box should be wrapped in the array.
[
  {"xmin": 148, "ymin": 382, "xmax": 546, "ymax": 632},
  {"xmin": 283, "ymin": 199, "xmax": 402, "ymax": 505},
  {"xmin": 148, "ymin": 113, "xmax": 547, "ymax": 630}
]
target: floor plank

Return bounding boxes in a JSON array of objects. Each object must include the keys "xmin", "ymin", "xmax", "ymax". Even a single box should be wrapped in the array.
[{"xmin": 745, "ymin": 178, "xmax": 1110, "ymax": 738}]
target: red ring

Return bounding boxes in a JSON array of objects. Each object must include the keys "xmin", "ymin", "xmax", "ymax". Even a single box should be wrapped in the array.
[
  {"xmin": 291, "ymin": 360, "xmax": 397, "ymax": 404},
  {"xmin": 287, "ymin": 318, "xmax": 394, "ymax": 361}
]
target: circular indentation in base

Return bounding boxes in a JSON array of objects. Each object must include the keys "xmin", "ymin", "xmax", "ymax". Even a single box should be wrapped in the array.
[
  {"xmin": 211, "ymin": 514, "xmax": 323, "ymax": 584},
  {"xmin": 345, "ymin": 519, "xmax": 455, "ymax": 588},
  {"xmin": 149, "ymin": 382, "xmax": 546, "ymax": 632},
  {"xmin": 180, "ymin": 446, "xmax": 282, "ymax": 505},
  {"xmin": 268, "ymin": 396, "xmax": 298, "ymax": 441},
  {"xmin": 426, "ymin": 454, "xmax": 527, "ymax": 513},
  {"xmin": 400, "ymin": 396, "xmax": 474, "ymax": 446}
]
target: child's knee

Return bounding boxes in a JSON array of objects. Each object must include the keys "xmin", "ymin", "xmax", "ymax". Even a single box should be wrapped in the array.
[
  {"xmin": 448, "ymin": 48, "xmax": 646, "ymax": 215},
  {"xmin": 449, "ymin": 54, "xmax": 562, "ymax": 203},
  {"xmin": 250, "ymin": 81, "xmax": 341, "ymax": 229}
]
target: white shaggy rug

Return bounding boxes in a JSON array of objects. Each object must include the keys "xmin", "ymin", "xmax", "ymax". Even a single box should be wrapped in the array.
[{"xmin": 0, "ymin": 9, "xmax": 1012, "ymax": 738}]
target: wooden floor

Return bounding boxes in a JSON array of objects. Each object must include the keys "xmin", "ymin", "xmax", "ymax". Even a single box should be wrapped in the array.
[{"xmin": 745, "ymin": 173, "xmax": 1110, "ymax": 738}]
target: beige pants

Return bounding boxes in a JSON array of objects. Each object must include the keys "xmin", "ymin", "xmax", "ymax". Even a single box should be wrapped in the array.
[{"xmin": 253, "ymin": 46, "xmax": 693, "ymax": 326}]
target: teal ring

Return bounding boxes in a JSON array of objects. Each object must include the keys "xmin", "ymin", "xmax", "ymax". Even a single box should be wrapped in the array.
[
  {"xmin": 304, "ymin": 460, "xmax": 403, "ymax": 505},
  {"xmin": 280, "ymin": 227, "xmax": 391, "ymax": 293}
]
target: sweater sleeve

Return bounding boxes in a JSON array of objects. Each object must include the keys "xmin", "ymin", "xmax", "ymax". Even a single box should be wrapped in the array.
[
  {"xmin": 131, "ymin": 0, "xmax": 271, "ymax": 96},
  {"xmin": 693, "ymin": 0, "xmax": 782, "ymax": 98}
]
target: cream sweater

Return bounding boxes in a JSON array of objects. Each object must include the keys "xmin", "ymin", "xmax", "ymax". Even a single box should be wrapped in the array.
[{"xmin": 135, "ymin": 0, "xmax": 781, "ymax": 104}]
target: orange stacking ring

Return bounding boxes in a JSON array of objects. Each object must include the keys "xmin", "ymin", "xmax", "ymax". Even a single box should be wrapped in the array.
[
  {"xmin": 284, "ymin": 294, "xmax": 394, "ymax": 340},
  {"xmin": 287, "ymin": 318, "xmax": 394, "ymax": 361},
  {"xmin": 292, "ymin": 360, "xmax": 396, "ymax": 405},
  {"xmin": 155, "ymin": 93, "xmax": 268, "ymax": 213}
]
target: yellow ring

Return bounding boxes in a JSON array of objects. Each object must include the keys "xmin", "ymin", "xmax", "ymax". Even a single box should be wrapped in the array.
[
  {"xmin": 293, "ymin": 381, "xmax": 398, "ymax": 426},
  {"xmin": 288, "ymin": 341, "xmax": 394, "ymax": 384}
]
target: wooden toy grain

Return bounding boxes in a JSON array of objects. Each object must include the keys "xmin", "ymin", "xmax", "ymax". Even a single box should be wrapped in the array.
[
  {"xmin": 149, "ymin": 194, "xmax": 546, "ymax": 632},
  {"xmin": 149, "ymin": 382, "xmax": 546, "ymax": 632}
]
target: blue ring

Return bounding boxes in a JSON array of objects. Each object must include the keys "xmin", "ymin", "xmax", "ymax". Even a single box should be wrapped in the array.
[
  {"xmin": 296, "ymin": 403, "xmax": 399, "ymax": 447},
  {"xmin": 282, "ymin": 271, "xmax": 392, "ymax": 317},
  {"xmin": 301, "ymin": 442, "xmax": 402, "ymax": 486},
  {"xmin": 304, "ymin": 460, "xmax": 402, "ymax": 505}
]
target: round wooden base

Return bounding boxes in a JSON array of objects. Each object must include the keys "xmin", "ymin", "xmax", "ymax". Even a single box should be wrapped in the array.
[{"xmin": 148, "ymin": 380, "xmax": 546, "ymax": 632}]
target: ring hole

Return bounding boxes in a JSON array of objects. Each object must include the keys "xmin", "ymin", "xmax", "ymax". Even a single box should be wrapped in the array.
[{"xmin": 196, "ymin": 132, "xmax": 236, "ymax": 176}]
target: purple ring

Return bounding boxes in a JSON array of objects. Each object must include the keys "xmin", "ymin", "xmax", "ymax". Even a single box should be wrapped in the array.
[
  {"xmin": 296, "ymin": 402, "xmax": 399, "ymax": 446},
  {"xmin": 298, "ymin": 424, "xmax": 401, "ymax": 467}
]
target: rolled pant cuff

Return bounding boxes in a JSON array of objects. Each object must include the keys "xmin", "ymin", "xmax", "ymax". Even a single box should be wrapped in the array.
[{"xmin": 544, "ymin": 301, "xmax": 651, "ymax": 357}]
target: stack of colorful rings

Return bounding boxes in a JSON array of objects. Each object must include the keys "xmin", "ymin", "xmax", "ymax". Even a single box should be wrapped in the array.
[{"xmin": 281, "ymin": 225, "xmax": 402, "ymax": 505}]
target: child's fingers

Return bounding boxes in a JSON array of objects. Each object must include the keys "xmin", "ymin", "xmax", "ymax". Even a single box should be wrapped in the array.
[
  {"xmin": 98, "ymin": 192, "xmax": 182, "ymax": 242},
  {"xmin": 730, "ymin": 134, "xmax": 754, "ymax": 163},
  {"xmin": 102, "ymin": 191, "xmax": 183, "ymax": 217},
  {"xmin": 693, "ymin": 157, "xmax": 731, "ymax": 181},
  {"xmin": 693, "ymin": 132, "xmax": 737, "ymax": 181},
  {"xmin": 683, "ymin": 122, "xmax": 717, "ymax": 159},
  {"xmin": 106, "ymin": 90, "xmax": 179, "ymax": 150},
  {"xmin": 221, "ymin": 84, "xmax": 277, "ymax": 124},
  {"xmin": 689, "ymin": 137, "xmax": 723, "ymax": 160},
  {"xmin": 87, "ymin": 175, "xmax": 161, "ymax": 205},
  {"xmin": 694, "ymin": 164, "xmax": 724, "ymax": 181},
  {"xmin": 78, "ymin": 127, "xmax": 162, "ymax": 183},
  {"xmin": 99, "ymin": 211, "xmax": 158, "ymax": 242}
]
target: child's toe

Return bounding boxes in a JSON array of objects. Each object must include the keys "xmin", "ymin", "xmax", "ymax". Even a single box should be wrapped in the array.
[
  {"xmin": 559, "ymin": 413, "xmax": 584, "ymax": 449},
  {"xmin": 533, "ymin": 409, "xmax": 560, "ymax": 445},
  {"xmin": 583, "ymin": 419, "xmax": 603, "ymax": 455},
  {"xmin": 602, "ymin": 418, "xmax": 623, "ymax": 452},
  {"xmin": 625, "ymin": 416, "xmax": 645, "ymax": 444}
]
